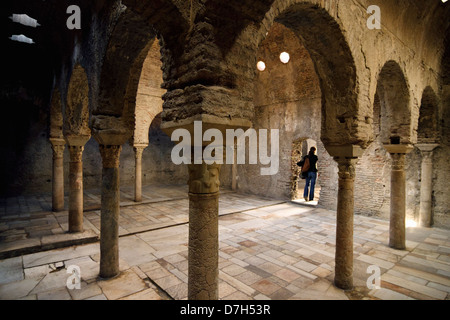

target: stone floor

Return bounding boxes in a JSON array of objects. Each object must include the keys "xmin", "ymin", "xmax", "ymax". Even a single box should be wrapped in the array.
[{"xmin": 0, "ymin": 184, "xmax": 450, "ymax": 301}]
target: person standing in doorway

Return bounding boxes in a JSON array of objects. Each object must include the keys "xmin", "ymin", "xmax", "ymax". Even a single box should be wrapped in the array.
[{"xmin": 303, "ymin": 147, "xmax": 318, "ymax": 202}]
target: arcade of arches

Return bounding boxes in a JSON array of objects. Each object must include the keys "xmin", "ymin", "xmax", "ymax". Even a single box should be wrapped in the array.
[{"xmin": 1, "ymin": 0, "xmax": 450, "ymax": 300}]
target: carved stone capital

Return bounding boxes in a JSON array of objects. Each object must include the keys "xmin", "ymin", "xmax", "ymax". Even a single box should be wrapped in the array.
[
  {"xmin": 50, "ymin": 138, "xmax": 66, "ymax": 159},
  {"xmin": 100, "ymin": 145, "xmax": 122, "ymax": 169},
  {"xmin": 420, "ymin": 150, "xmax": 434, "ymax": 164},
  {"xmin": 188, "ymin": 163, "xmax": 221, "ymax": 194},
  {"xmin": 335, "ymin": 157, "xmax": 359, "ymax": 180},
  {"xmin": 390, "ymin": 153, "xmax": 406, "ymax": 171},
  {"xmin": 133, "ymin": 145, "xmax": 147, "ymax": 159},
  {"xmin": 416, "ymin": 143, "xmax": 438, "ymax": 164},
  {"xmin": 68, "ymin": 145, "xmax": 84, "ymax": 162}
]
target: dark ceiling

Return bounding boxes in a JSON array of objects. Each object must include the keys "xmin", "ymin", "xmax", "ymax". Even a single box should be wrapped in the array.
[{"xmin": 0, "ymin": 0, "xmax": 112, "ymax": 107}]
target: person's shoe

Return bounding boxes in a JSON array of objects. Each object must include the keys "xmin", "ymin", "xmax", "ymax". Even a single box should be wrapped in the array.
[{"xmin": 304, "ymin": 197, "xmax": 308, "ymax": 202}]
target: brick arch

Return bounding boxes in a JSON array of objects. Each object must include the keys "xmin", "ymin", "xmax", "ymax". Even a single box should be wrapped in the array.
[
  {"xmin": 418, "ymin": 86, "xmax": 439, "ymax": 144},
  {"xmin": 93, "ymin": 2, "xmax": 189, "ymax": 143},
  {"xmin": 376, "ymin": 60, "xmax": 411, "ymax": 145},
  {"xmin": 132, "ymin": 41, "xmax": 165, "ymax": 146},
  {"xmin": 228, "ymin": 0, "xmax": 360, "ymax": 147}
]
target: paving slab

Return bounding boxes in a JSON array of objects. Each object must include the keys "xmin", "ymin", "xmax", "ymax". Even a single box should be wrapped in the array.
[
  {"xmin": 97, "ymin": 269, "xmax": 149, "ymax": 300},
  {"xmin": 0, "ymin": 256, "xmax": 23, "ymax": 285},
  {"xmin": 0, "ymin": 278, "xmax": 41, "ymax": 300},
  {"xmin": 68, "ymin": 282, "xmax": 103, "ymax": 300}
]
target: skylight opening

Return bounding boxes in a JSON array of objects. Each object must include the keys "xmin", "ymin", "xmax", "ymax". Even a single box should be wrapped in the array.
[
  {"xmin": 280, "ymin": 52, "xmax": 290, "ymax": 64},
  {"xmin": 9, "ymin": 34, "xmax": 35, "ymax": 44},
  {"xmin": 257, "ymin": 61, "xmax": 266, "ymax": 72},
  {"xmin": 9, "ymin": 14, "xmax": 40, "ymax": 28}
]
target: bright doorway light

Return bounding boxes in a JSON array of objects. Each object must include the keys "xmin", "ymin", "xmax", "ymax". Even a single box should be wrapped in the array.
[{"xmin": 406, "ymin": 219, "xmax": 417, "ymax": 228}]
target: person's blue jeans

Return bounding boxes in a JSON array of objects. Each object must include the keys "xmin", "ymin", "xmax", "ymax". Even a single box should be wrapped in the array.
[{"xmin": 304, "ymin": 172, "xmax": 317, "ymax": 201}]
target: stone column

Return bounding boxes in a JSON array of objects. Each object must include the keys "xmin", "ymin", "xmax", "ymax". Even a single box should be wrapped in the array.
[
  {"xmin": 161, "ymin": 115, "xmax": 252, "ymax": 300},
  {"xmin": 50, "ymin": 138, "xmax": 66, "ymax": 212},
  {"xmin": 325, "ymin": 145, "xmax": 363, "ymax": 290},
  {"xmin": 65, "ymin": 135, "xmax": 90, "ymax": 233},
  {"xmin": 384, "ymin": 145, "xmax": 413, "ymax": 250},
  {"xmin": 98, "ymin": 144, "xmax": 122, "ymax": 279},
  {"xmin": 187, "ymin": 162, "xmax": 221, "ymax": 300},
  {"xmin": 416, "ymin": 144, "xmax": 439, "ymax": 228},
  {"xmin": 334, "ymin": 157, "xmax": 358, "ymax": 290},
  {"xmin": 133, "ymin": 144, "xmax": 147, "ymax": 202}
]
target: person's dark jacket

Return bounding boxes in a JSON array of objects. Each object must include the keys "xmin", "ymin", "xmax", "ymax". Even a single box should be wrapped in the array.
[{"xmin": 305, "ymin": 155, "xmax": 318, "ymax": 173}]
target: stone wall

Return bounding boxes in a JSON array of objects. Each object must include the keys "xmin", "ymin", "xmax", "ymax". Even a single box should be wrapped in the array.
[
  {"xmin": 1, "ymin": 120, "xmax": 191, "ymax": 195},
  {"xmin": 355, "ymin": 141, "xmax": 391, "ymax": 219}
]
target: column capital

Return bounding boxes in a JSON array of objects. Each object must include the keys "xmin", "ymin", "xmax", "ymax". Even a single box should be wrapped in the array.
[
  {"xmin": 91, "ymin": 115, "xmax": 131, "ymax": 146},
  {"xmin": 390, "ymin": 153, "xmax": 407, "ymax": 171},
  {"xmin": 49, "ymin": 137, "xmax": 66, "ymax": 146},
  {"xmin": 68, "ymin": 145, "xmax": 85, "ymax": 162},
  {"xmin": 383, "ymin": 144, "xmax": 414, "ymax": 155},
  {"xmin": 420, "ymin": 150, "xmax": 434, "ymax": 163},
  {"xmin": 64, "ymin": 135, "xmax": 90, "ymax": 162},
  {"xmin": 64, "ymin": 134, "xmax": 90, "ymax": 147},
  {"xmin": 50, "ymin": 138, "xmax": 66, "ymax": 159},
  {"xmin": 100, "ymin": 145, "xmax": 122, "ymax": 169},
  {"xmin": 188, "ymin": 163, "xmax": 221, "ymax": 194},
  {"xmin": 133, "ymin": 144, "xmax": 148, "ymax": 149},
  {"xmin": 324, "ymin": 144, "xmax": 364, "ymax": 159},
  {"xmin": 416, "ymin": 143, "xmax": 439, "ymax": 153},
  {"xmin": 133, "ymin": 144, "xmax": 148, "ymax": 158},
  {"xmin": 335, "ymin": 157, "xmax": 359, "ymax": 180}
]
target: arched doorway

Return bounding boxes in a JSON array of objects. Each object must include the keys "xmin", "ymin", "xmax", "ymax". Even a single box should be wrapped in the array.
[
  {"xmin": 415, "ymin": 87, "xmax": 440, "ymax": 227},
  {"xmin": 376, "ymin": 60, "xmax": 412, "ymax": 250},
  {"xmin": 291, "ymin": 138, "xmax": 320, "ymax": 204}
]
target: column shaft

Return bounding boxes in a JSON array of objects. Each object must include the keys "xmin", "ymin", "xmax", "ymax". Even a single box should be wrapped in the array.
[
  {"xmin": 133, "ymin": 146, "xmax": 146, "ymax": 202},
  {"xmin": 389, "ymin": 153, "xmax": 406, "ymax": 250},
  {"xmin": 50, "ymin": 140, "xmax": 65, "ymax": 212},
  {"xmin": 68, "ymin": 145, "xmax": 84, "ymax": 233},
  {"xmin": 187, "ymin": 163, "xmax": 221, "ymax": 300},
  {"xmin": 419, "ymin": 151, "xmax": 434, "ymax": 227},
  {"xmin": 99, "ymin": 145, "xmax": 122, "ymax": 279},
  {"xmin": 231, "ymin": 144, "xmax": 237, "ymax": 191},
  {"xmin": 334, "ymin": 157, "xmax": 358, "ymax": 290}
]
